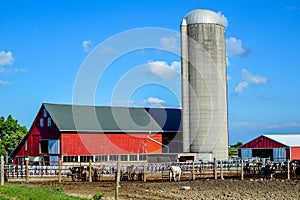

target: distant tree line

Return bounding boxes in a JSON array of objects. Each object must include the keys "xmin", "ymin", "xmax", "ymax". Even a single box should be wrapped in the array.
[
  {"xmin": 0, "ymin": 115, "xmax": 27, "ymax": 157},
  {"xmin": 228, "ymin": 142, "xmax": 243, "ymax": 158}
]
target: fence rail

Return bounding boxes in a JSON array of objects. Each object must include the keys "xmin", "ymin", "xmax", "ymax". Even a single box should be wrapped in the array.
[{"xmin": 2, "ymin": 159, "xmax": 299, "ymax": 182}]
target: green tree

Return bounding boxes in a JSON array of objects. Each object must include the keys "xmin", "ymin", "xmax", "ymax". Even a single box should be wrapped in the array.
[
  {"xmin": 231, "ymin": 142, "xmax": 243, "ymax": 148},
  {"xmin": 0, "ymin": 115, "xmax": 27, "ymax": 156},
  {"xmin": 228, "ymin": 142, "xmax": 243, "ymax": 158}
]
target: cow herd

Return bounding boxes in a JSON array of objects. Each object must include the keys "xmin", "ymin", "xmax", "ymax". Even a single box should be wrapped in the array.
[
  {"xmin": 68, "ymin": 165, "xmax": 182, "ymax": 182},
  {"xmin": 68, "ymin": 166, "xmax": 108, "ymax": 182},
  {"xmin": 67, "ymin": 161, "xmax": 300, "ymax": 182},
  {"xmin": 68, "ymin": 165, "xmax": 145, "ymax": 182},
  {"xmin": 244, "ymin": 161, "xmax": 300, "ymax": 180}
]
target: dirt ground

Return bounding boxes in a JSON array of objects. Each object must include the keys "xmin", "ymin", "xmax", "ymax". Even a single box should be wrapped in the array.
[{"xmin": 19, "ymin": 178, "xmax": 300, "ymax": 200}]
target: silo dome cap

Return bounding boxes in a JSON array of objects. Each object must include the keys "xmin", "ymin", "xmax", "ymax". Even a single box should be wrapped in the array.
[{"xmin": 182, "ymin": 9, "xmax": 224, "ymax": 26}]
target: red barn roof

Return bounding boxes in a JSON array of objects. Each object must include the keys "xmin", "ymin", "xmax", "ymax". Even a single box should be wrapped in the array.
[{"xmin": 240, "ymin": 134, "xmax": 300, "ymax": 149}]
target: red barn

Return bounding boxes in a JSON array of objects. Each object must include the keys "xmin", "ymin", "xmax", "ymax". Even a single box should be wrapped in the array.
[
  {"xmin": 239, "ymin": 134, "xmax": 300, "ymax": 162},
  {"xmin": 11, "ymin": 103, "xmax": 182, "ymax": 165}
]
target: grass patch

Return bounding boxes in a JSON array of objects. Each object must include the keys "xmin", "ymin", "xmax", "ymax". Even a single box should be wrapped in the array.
[{"xmin": 0, "ymin": 184, "xmax": 87, "ymax": 200}]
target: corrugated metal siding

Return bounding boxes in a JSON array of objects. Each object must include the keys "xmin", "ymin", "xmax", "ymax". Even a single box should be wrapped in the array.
[
  {"xmin": 240, "ymin": 148, "xmax": 252, "ymax": 158},
  {"xmin": 273, "ymin": 148, "xmax": 286, "ymax": 162}
]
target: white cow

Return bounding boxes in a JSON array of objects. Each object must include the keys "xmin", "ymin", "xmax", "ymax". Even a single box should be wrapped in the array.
[{"xmin": 169, "ymin": 166, "xmax": 182, "ymax": 182}]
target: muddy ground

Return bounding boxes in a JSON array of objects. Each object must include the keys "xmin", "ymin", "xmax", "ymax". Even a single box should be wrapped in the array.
[{"xmin": 17, "ymin": 178, "xmax": 300, "ymax": 200}]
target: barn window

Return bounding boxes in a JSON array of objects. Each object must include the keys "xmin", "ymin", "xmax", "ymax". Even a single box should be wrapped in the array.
[
  {"xmin": 40, "ymin": 118, "xmax": 44, "ymax": 127},
  {"xmin": 39, "ymin": 140, "xmax": 48, "ymax": 153},
  {"xmin": 109, "ymin": 155, "xmax": 117, "ymax": 161},
  {"xmin": 95, "ymin": 155, "xmax": 107, "ymax": 162},
  {"xmin": 129, "ymin": 155, "xmax": 137, "ymax": 161},
  {"xmin": 121, "ymin": 155, "xmax": 128, "ymax": 161},
  {"xmin": 48, "ymin": 140, "xmax": 60, "ymax": 154},
  {"xmin": 47, "ymin": 117, "xmax": 51, "ymax": 127},
  {"xmin": 80, "ymin": 156, "xmax": 93, "ymax": 162},
  {"xmin": 43, "ymin": 109, "xmax": 48, "ymax": 117},
  {"xmin": 139, "ymin": 154, "xmax": 147, "ymax": 161},
  {"xmin": 24, "ymin": 141, "xmax": 28, "ymax": 152},
  {"xmin": 63, "ymin": 156, "xmax": 78, "ymax": 162}
]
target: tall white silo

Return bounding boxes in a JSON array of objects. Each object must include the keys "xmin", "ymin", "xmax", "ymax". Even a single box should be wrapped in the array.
[{"xmin": 181, "ymin": 9, "xmax": 228, "ymax": 160}]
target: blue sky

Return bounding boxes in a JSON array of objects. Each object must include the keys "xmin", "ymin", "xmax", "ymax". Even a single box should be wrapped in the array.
[{"xmin": 1, "ymin": 0, "xmax": 300, "ymax": 144}]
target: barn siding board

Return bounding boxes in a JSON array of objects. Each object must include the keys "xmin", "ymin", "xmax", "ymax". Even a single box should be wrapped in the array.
[
  {"xmin": 291, "ymin": 147, "xmax": 300, "ymax": 160},
  {"xmin": 286, "ymin": 148, "xmax": 291, "ymax": 160},
  {"xmin": 61, "ymin": 132, "xmax": 162, "ymax": 155}
]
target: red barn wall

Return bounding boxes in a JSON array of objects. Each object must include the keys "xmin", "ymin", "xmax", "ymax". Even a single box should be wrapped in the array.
[
  {"xmin": 291, "ymin": 147, "xmax": 300, "ymax": 160},
  {"xmin": 286, "ymin": 148, "xmax": 291, "ymax": 160},
  {"xmin": 15, "ymin": 106, "xmax": 60, "ymax": 157},
  {"xmin": 61, "ymin": 132, "xmax": 162, "ymax": 155},
  {"xmin": 240, "ymin": 136, "xmax": 287, "ymax": 149}
]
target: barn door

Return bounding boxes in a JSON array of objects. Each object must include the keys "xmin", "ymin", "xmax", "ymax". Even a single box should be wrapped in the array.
[
  {"xmin": 48, "ymin": 140, "xmax": 60, "ymax": 154},
  {"xmin": 273, "ymin": 148, "xmax": 286, "ymax": 162},
  {"xmin": 241, "ymin": 148, "xmax": 252, "ymax": 158}
]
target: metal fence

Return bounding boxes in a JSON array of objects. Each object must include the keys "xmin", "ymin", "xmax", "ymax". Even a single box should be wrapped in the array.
[{"xmin": 2, "ymin": 158, "xmax": 299, "ymax": 182}]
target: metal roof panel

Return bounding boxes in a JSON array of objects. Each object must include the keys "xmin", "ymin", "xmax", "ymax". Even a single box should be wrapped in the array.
[{"xmin": 263, "ymin": 134, "xmax": 300, "ymax": 147}]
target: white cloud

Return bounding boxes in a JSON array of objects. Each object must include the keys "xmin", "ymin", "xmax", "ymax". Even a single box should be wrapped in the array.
[
  {"xmin": 235, "ymin": 81, "xmax": 248, "ymax": 94},
  {"xmin": 226, "ymin": 37, "xmax": 247, "ymax": 57},
  {"xmin": 266, "ymin": 122, "xmax": 300, "ymax": 129},
  {"xmin": 286, "ymin": 6, "xmax": 300, "ymax": 11},
  {"xmin": 0, "ymin": 80, "xmax": 10, "ymax": 85},
  {"xmin": 82, "ymin": 40, "xmax": 91, "ymax": 52},
  {"xmin": 109, "ymin": 97, "xmax": 166, "ymax": 107},
  {"xmin": 148, "ymin": 61, "xmax": 181, "ymax": 79},
  {"xmin": 234, "ymin": 69, "xmax": 267, "ymax": 94},
  {"xmin": 160, "ymin": 36, "xmax": 179, "ymax": 51},
  {"xmin": 0, "ymin": 51, "xmax": 14, "ymax": 66},
  {"xmin": 144, "ymin": 97, "xmax": 165, "ymax": 104},
  {"xmin": 217, "ymin": 11, "xmax": 228, "ymax": 28},
  {"xmin": 0, "ymin": 67, "xmax": 27, "ymax": 76},
  {"xmin": 242, "ymin": 69, "xmax": 267, "ymax": 85}
]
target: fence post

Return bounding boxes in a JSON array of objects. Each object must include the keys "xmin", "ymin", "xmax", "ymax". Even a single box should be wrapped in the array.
[
  {"xmin": 192, "ymin": 161, "xmax": 195, "ymax": 181},
  {"xmin": 162, "ymin": 167, "xmax": 164, "ymax": 181},
  {"xmin": 58, "ymin": 158, "xmax": 62, "ymax": 183},
  {"xmin": 287, "ymin": 159, "xmax": 290, "ymax": 180},
  {"xmin": 115, "ymin": 155, "xmax": 121, "ymax": 200},
  {"xmin": 143, "ymin": 161, "xmax": 147, "ymax": 182},
  {"xmin": 214, "ymin": 158, "xmax": 217, "ymax": 179},
  {"xmin": 220, "ymin": 160, "xmax": 224, "ymax": 180},
  {"xmin": 0, "ymin": 156, "xmax": 4, "ymax": 185},
  {"xmin": 89, "ymin": 159, "xmax": 92, "ymax": 182},
  {"xmin": 25, "ymin": 158, "xmax": 29, "ymax": 183},
  {"xmin": 241, "ymin": 159, "xmax": 244, "ymax": 181}
]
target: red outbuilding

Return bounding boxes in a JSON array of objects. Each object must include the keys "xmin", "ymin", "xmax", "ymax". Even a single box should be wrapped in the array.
[
  {"xmin": 11, "ymin": 103, "xmax": 182, "ymax": 165},
  {"xmin": 239, "ymin": 134, "xmax": 300, "ymax": 162}
]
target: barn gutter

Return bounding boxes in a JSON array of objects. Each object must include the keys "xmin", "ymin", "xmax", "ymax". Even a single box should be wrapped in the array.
[{"xmin": 147, "ymin": 131, "xmax": 169, "ymax": 153}]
